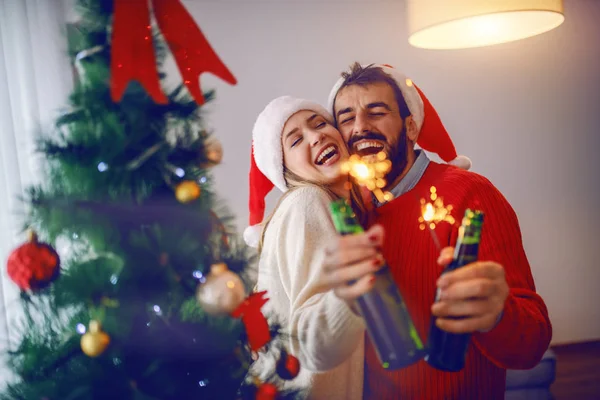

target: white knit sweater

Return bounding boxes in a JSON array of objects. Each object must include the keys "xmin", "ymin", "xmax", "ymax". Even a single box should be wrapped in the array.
[{"xmin": 254, "ymin": 186, "xmax": 366, "ymax": 400}]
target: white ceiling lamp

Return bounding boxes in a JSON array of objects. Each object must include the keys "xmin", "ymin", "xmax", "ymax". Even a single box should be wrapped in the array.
[{"xmin": 407, "ymin": 0, "xmax": 565, "ymax": 50}]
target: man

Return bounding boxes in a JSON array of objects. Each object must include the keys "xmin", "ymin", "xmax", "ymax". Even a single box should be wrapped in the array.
[{"xmin": 321, "ymin": 62, "xmax": 552, "ymax": 399}]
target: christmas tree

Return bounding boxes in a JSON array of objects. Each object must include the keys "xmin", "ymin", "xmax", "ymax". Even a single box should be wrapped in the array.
[{"xmin": 1, "ymin": 1, "xmax": 302, "ymax": 399}]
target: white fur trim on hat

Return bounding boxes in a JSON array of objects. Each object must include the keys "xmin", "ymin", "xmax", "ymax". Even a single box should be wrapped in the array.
[
  {"xmin": 243, "ymin": 224, "xmax": 262, "ymax": 248},
  {"xmin": 252, "ymin": 96, "xmax": 334, "ymax": 193},
  {"xmin": 327, "ymin": 64, "xmax": 424, "ymax": 132},
  {"xmin": 448, "ymin": 155, "xmax": 472, "ymax": 171},
  {"xmin": 246, "ymin": 96, "xmax": 334, "ymax": 250}
]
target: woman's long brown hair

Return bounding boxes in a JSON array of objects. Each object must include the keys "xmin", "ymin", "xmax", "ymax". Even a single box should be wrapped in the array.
[{"xmin": 257, "ymin": 167, "xmax": 369, "ymax": 254}]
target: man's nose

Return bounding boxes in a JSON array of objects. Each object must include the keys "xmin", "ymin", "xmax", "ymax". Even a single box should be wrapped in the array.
[{"xmin": 353, "ymin": 112, "xmax": 371, "ymax": 135}]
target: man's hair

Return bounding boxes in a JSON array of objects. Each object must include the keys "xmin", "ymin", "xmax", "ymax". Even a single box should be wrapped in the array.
[{"xmin": 334, "ymin": 62, "xmax": 411, "ymax": 122}]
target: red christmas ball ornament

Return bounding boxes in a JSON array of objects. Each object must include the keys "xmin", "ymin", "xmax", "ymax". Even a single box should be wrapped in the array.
[
  {"xmin": 6, "ymin": 231, "xmax": 60, "ymax": 291},
  {"xmin": 255, "ymin": 382, "xmax": 278, "ymax": 400},
  {"xmin": 276, "ymin": 350, "xmax": 301, "ymax": 380}
]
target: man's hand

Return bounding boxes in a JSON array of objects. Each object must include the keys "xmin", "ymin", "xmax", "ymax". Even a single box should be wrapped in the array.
[
  {"xmin": 431, "ymin": 247, "xmax": 509, "ymax": 333},
  {"xmin": 321, "ymin": 224, "xmax": 385, "ymax": 305}
]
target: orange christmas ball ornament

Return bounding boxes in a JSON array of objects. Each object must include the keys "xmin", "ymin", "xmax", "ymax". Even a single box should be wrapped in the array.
[{"xmin": 175, "ymin": 181, "xmax": 201, "ymax": 203}]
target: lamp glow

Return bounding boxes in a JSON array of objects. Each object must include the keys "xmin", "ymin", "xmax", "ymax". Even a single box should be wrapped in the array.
[{"xmin": 407, "ymin": 0, "xmax": 565, "ymax": 50}]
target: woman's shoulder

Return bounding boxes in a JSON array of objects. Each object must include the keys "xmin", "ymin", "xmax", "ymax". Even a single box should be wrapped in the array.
[
  {"xmin": 271, "ymin": 185, "xmax": 336, "ymax": 224},
  {"xmin": 261, "ymin": 185, "xmax": 337, "ymax": 253},
  {"xmin": 279, "ymin": 185, "xmax": 335, "ymax": 210}
]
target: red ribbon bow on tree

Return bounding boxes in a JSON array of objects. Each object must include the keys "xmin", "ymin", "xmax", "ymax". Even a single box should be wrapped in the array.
[
  {"xmin": 231, "ymin": 291, "xmax": 271, "ymax": 351},
  {"xmin": 110, "ymin": 0, "xmax": 237, "ymax": 105}
]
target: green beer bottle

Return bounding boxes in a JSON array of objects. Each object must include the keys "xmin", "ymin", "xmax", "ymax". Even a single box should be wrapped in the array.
[
  {"xmin": 425, "ymin": 209, "xmax": 484, "ymax": 372},
  {"xmin": 329, "ymin": 199, "xmax": 425, "ymax": 370}
]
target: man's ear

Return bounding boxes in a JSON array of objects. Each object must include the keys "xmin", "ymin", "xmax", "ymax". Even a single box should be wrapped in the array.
[{"xmin": 405, "ymin": 115, "xmax": 419, "ymax": 143}]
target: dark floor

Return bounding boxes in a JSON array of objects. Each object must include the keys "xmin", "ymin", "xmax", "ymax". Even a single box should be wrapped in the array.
[{"xmin": 551, "ymin": 341, "xmax": 600, "ymax": 400}]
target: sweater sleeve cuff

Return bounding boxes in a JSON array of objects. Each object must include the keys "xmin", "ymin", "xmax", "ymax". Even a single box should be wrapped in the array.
[
  {"xmin": 296, "ymin": 292, "xmax": 365, "ymax": 372},
  {"xmin": 478, "ymin": 311, "xmax": 503, "ymax": 333},
  {"xmin": 327, "ymin": 292, "xmax": 366, "ymax": 340},
  {"xmin": 473, "ymin": 293, "xmax": 517, "ymax": 350}
]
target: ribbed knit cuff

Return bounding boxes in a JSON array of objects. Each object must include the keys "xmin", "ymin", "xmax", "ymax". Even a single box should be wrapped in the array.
[
  {"xmin": 472, "ymin": 293, "xmax": 520, "ymax": 368},
  {"xmin": 478, "ymin": 311, "xmax": 504, "ymax": 333},
  {"xmin": 326, "ymin": 292, "xmax": 366, "ymax": 342},
  {"xmin": 476, "ymin": 293, "xmax": 516, "ymax": 339}
]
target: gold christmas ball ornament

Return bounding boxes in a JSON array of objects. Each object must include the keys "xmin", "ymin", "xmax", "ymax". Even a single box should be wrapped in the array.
[
  {"xmin": 81, "ymin": 320, "xmax": 110, "ymax": 357},
  {"xmin": 196, "ymin": 263, "xmax": 246, "ymax": 315},
  {"xmin": 175, "ymin": 181, "xmax": 201, "ymax": 203},
  {"xmin": 203, "ymin": 136, "xmax": 223, "ymax": 166}
]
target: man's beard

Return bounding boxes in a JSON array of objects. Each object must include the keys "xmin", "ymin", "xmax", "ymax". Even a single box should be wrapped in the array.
[
  {"xmin": 348, "ymin": 126, "xmax": 408, "ymax": 189},
  {"xmin": 385, "ymin": 125, "xmax": 408, "ymax": 189}
]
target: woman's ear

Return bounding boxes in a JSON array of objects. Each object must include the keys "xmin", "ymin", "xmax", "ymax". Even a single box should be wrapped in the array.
[{"xmin": 405, "ymin": 116, "xmax": 419, "ymax": 143}]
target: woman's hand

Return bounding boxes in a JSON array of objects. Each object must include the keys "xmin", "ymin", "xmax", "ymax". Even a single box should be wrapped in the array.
[{"xmin": 321, "ymin": 224, "xmax": 385, "ymax": 306}]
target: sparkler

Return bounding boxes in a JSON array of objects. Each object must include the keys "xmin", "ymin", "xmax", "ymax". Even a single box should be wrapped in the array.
[
  {"xmin": 341, "ymin": 152, "xmax": 394, "ymax": 204},
  {"xmin": 419, "ymin": 186, "xmax": 455, "ymax": 230},
  {"xmin": 418, "ymin": 185, "xmax": 455, "ymax": 251},
  {"xmin": 340, "ymin": 153, "xmax": 457, "ymax": 251}
]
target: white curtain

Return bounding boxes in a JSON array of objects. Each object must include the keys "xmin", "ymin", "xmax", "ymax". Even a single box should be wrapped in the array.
[{"xmin": 0, "ymin": 0, "xmax": 73, "ymax": 385}]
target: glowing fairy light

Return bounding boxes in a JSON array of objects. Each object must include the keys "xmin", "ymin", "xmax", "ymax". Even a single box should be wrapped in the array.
[
  {"xmin": 418, "ymin": 186, "xmax": 455, "ymax": 231},
  {"xmin": 341, "ymin": 152, "xmax": 393, "ymax": 203},
  {"xmin": 76, "ymin": 323, "xmax": 86, "ymax": 335}
]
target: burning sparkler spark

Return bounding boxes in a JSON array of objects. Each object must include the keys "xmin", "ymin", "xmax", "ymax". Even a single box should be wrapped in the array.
[
  {"xmin": 341, "ymin": 153, "xmax": 394, "ymax": 203},
  {"xmin": 418, "ymin": 186, "xmax": 455, "ymax": 230}
]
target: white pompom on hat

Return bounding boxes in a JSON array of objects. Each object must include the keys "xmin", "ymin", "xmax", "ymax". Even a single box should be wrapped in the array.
[
  {"xmin": 327, "ymin": 64, "xmax": 472, "ymax": 171},
  {"xmin": 244, "ymin": 96, "xmax": 334, "ymax": 248}
]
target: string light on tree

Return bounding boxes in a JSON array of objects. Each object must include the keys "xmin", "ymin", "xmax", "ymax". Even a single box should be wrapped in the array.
[
  {"xmin": 76, "ymin": 323, "xmax": 86, "ymax": 334},
  {"xmin": 97, "ymin": 162, "xmax": 108, "ymax": 172},
  {"xmin": 192, "ymin": 270, "xmax": 205, "ymax": 282}
]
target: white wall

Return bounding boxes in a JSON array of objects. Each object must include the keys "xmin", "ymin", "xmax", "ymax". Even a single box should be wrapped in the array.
[
  {"xmin": 175, "ymin": 0, "xmax": 600, "ymax": 345},
  {"xmin": 0, "ymin": 0, "xmax": 73, "ymax": 385}
]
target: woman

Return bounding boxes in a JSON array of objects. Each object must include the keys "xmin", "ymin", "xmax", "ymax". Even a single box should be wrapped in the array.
[{"xmin": 244, "ymin": 96, "xmax": 383, "ymax": 399}]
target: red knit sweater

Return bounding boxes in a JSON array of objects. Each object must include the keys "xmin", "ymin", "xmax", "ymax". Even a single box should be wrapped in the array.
[{"xmin": 363, "ymin": 162, "xmax": 552, "ymax": 400}]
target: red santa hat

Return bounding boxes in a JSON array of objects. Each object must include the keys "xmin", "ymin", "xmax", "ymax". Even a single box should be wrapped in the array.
[
  {"xmin": 327, "ymin": 64, "xmax": 472, "ymax": 170},
  {"xmin": 244, "ymin": 96, "xmax": 334, "ymax": 248}
]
